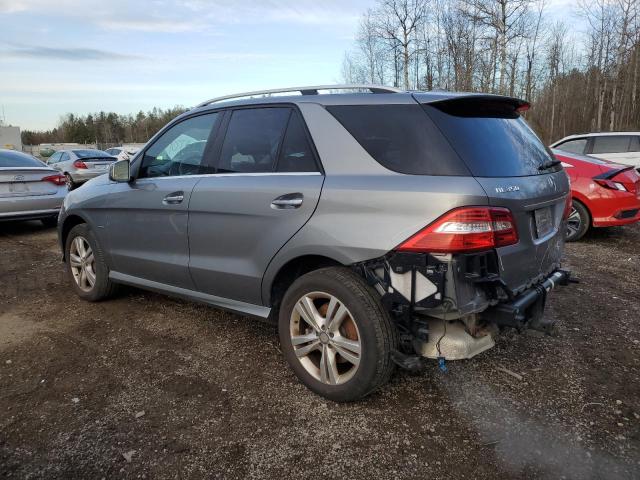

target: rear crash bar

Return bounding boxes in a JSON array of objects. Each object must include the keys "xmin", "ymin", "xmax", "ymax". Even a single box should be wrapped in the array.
[{"xmin": 482, "ymin": 269, "xmax": 573, "ymax": 331}]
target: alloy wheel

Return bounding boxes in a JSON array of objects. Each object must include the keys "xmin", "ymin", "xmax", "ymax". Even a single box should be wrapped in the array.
[
  {"xmin": 69, "ymin": 236, "xmax": 96, "ymax": 292},
  {"xmin": 289, "ymin": 292, "xmax": 361, "ymax": 385},
  {"xmin": 566, "ymin": 206, "xmax": 581, "ymax": 239}
]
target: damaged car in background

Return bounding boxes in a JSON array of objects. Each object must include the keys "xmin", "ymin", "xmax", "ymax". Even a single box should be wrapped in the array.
[{"xmin": 57, "ymin": 85, "xmax": 574, "ymax": 402}]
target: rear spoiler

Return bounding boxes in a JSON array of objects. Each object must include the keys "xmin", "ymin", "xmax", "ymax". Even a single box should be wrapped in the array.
[
  {"xmin": 415, "ymin": 93, "xmax": 530, "ymax": 118},
  {"xmin": 79, "ymin": 156, "xmax": 117, "ymax": 161},
  {"xmin": 594, "ymin": 165, "xmax": 635, "ymax": 180}
]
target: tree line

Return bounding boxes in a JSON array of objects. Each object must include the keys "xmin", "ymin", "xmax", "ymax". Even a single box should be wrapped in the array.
[
  {"xmin": 341, "ymin": 0, "xmax": 640, "ymax": 143},
  {"xmin": 22, "ymin": 0, "xmax": 639, "ymax": 147},
  {"xmin": 21, "ymin": 107, "xmax": 187, "ymax": 146}
]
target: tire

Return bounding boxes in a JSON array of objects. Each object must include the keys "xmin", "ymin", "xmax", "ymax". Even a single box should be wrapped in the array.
[
  {"xmin": 65, "ymin": 174, "xmax": 77, "ymax": 191},
  {"xmin": 40, "ymin": 216, "xmax": 58, "ymax": 228},
  {"xmin": 566, "ymin": 200, "xmax": 590, "ymax": 242},
  {"xmin": 278, "ymin": 267, "xmax": 397, "ymax": 402},
  {"xmin": 65, "ymin": 223, "xmax": 117, "ymax": 301}
]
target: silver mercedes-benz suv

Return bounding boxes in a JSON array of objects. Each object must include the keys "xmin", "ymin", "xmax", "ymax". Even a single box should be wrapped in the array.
[{"xmin": 58, "ymin": 85, "xmax": 572, "ymax": 402}]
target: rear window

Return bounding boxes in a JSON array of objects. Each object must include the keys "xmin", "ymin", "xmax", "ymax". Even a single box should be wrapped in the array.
[
  {"xmin": 326, "ymin": 104, "xmax": 469, "ymax": 176},
  {"xmin": 73, "ymin": 150, "xmax": 113, "ymax": 159},
  {"xmin": 423, "ymin": 99, "xmax": 557, "ymax": 177},
  {"xmin": 0, "ymin": 150, "xmax": 45, "ymax": 168}
]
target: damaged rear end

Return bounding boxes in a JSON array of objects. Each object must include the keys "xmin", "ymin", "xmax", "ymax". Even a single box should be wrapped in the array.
[{"xmin": 350, "ymin": 94, "xmax": 574, "ymax": 364}]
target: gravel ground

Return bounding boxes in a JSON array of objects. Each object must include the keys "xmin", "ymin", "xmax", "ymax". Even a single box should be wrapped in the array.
[{"xmin": 0, "ymin": 221, "xmax": 639, "ymax": 479}]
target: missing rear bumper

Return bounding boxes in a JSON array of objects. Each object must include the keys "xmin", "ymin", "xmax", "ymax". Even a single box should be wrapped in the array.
[{"xmin": 480, "ymin": 269, "xmax": 573, "ymax": 332}]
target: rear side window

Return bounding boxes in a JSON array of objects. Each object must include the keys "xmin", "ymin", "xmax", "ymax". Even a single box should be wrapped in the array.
[
  {"xmin": 630, "ymin": 136, "xmax": 640, "ymax": 152},
  {"xmin": 0, "ymin": 150, "xmax": 45, "ymax": 168},
  {"xmin": 218, "ymin": 108, "xmax": 290, "ymax": 173},
  {"xmin": 326, "ymin": 104, "xmax": 469, "ymax": 176},
  {"xmin": 592, "ymin": 136, "xmax": 631, "ymax": 154},
  {"xmin": 423, "ymin": 100, "xmax": 556, "ymax": 177},
  {"xmin": 557, "ymin": 139, "xmax": 587, "ymax": 155},
  {"xmin": 276, "ymin": 111, "xmax": 318, "ymax": 173}
]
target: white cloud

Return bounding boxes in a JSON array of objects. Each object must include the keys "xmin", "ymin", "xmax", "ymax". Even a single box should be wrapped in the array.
[
  {"xmin": 97, "ymin": 18, "xmax": 206, "ymax": 33},
  {"xmin": 1, "ymin": 0, "xmax": 365, "ymax": 30}
]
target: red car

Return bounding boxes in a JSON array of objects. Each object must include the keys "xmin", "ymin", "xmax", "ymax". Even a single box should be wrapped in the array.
[{"xmin": 553, "ymin": 149, "xmax": 640, "ymax": 241}]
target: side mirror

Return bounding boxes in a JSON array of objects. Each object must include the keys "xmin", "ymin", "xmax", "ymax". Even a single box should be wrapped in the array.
[{"xmin": 109, "ymin": 159, "xmax": 131, "ymax": 183}]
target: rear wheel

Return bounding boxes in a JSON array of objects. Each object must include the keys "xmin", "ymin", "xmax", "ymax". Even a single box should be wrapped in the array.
[
  {"xmin": 566, "ymin": 200, "xmax": 590, "ymax": 242},
  {"xmin": 278, "ymin": 267, "xmax": 396, "ymax": 402},
  {"xmin": 65, "ymin": 174, "xmax": 77, "ymax": 191},
  {"xmin": 65, "ymin": 224, "xmax": 117, "ymax": 301}
]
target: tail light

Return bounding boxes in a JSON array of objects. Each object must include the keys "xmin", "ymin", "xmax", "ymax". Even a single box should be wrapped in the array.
[
  {"xmin": 396, "ymin": 206, "xmax": 519, "ymax": 254},
  {"xmin": 73, "ymin": 160, "xmax": 88, "ymax": 169},
  {"xmin": 594, "ymin": 178, "xmax": 627, "ymax": 191},
  {"xmin": 42, "ymin": 174, "xmax": 66, "ymax": 186}
]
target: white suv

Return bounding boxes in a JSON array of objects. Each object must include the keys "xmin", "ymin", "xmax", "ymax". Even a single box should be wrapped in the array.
[{"xmin": 551, "ymin": 132, "xmax": 640, "ymax": 169}]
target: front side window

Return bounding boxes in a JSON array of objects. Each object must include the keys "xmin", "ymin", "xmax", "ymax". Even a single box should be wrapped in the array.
[
  {"xmin": 592, "ymin": 136, "xmax": 631, "ymax": 154},
  {"xmin": 218, "ymin": 108, "xmax": 290, "ymax": 173},
  {"xmin": 557, "ymin": 139, "xmax": 587, "ymax": 155},
  {"xmin": 48, "ymin": 152, "xmax": 61, "ymax": 164},
  {"xmin": 139, "ymin": 113, "xmax": 219, "ymax": 178}
]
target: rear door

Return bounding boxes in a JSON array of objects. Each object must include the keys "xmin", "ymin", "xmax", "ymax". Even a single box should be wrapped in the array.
[
  {"xmin": 420, "ymin": 96, "xmax": 569, "ymax": 294},
  {"xmin": 188, "ymin": 106, "xmax": 323, "ymax": 305}
]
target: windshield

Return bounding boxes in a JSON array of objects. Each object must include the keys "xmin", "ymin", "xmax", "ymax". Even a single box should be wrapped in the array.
[
  {"xmin": 72, "ymin": 150, "xmax": 113, "ymax": 159},
  {"xmin": 0, "ymin": 150, "xmax": 46, "ymax": 168}
]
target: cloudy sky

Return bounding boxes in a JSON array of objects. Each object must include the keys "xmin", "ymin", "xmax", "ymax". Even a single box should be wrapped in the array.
[{"xmin": 1, "ymin": 0, "xmax": 576, "ymax": 130}]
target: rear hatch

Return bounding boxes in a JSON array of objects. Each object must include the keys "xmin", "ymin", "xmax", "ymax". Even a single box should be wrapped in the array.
[
  {"xmin": 81, "ymin": 157, "xmax": 116, "ymax": 172},
  {"xmin": 72, "ymin": 150, "xmax": 117, "ymax": 172},
  {"xmin": 0, "ymin": 168, "xmax": 60, "ymax": 198},
  {"xmin": 417, "ymin": 94, "xmax": 569, "ymax": 294}
]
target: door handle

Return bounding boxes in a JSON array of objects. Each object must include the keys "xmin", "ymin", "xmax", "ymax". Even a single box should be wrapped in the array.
[
  {"xmin": 271, "ymin": 193, "xmax": 303, "ymax": 209},
  {"xmin": 163, "ymin": 191, "xmax": 184, "ymax": 205}
]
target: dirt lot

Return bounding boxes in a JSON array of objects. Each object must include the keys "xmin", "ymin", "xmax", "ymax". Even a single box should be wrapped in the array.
[{"xmin": 0, "ymin": 222, "xmax": 639, "ymax": 479}]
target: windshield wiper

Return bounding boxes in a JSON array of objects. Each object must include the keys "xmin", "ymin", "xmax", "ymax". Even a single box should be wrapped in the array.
[{"xmin": 538, "ymin": 159, "xmax": 561, "ymax": 171}]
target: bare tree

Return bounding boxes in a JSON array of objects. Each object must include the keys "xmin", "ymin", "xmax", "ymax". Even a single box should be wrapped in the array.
[{"xmin": 377, "ymin": 0, "xmax": 428, "ymax": 89}]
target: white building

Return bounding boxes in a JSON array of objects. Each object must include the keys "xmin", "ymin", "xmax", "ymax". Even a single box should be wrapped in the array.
[{"xmin": 0, "ymin": 126, "xmax": 22, "ymax": 150}]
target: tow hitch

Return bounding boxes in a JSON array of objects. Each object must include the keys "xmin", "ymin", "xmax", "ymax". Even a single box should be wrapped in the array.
[{"xmin": 483, "ymin": 269, "xmax": 576, "ymax": 332}]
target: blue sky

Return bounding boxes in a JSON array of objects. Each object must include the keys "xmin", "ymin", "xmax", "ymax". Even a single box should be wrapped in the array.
[{"xmin": 1, "ymin": 0, "xmax": 576, "ymax": 130}]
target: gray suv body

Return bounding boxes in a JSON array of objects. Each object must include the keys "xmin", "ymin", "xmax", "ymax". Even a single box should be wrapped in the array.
[{"xmin": 58, "ymin": 85, "xmax": 572, "ymax": 401}]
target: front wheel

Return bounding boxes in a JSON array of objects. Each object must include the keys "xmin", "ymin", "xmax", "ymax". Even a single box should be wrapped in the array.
[
  {"xmin": 278, "ymin": 267, "xmax": 397, "ymax": 402},
  {"xmin": 65, "ymin": 224, "xmax": 117, "ymax": 301},
  {"xmin": 566, "ymin": 200, "xmax": 590, "ymax": 242}
]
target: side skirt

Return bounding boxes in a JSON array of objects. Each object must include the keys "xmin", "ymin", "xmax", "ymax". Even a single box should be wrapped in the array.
[{"xmin": 109, "ymin": 271, "xmax": 271, "ymax": 320}]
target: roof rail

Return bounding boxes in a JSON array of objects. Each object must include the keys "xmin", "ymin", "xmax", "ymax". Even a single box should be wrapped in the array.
[{"xmin": 196, "ymin": 84, "xmax": 403, "ymax": 107}]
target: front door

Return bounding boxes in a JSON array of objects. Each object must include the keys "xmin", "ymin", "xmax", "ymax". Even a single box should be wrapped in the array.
[
  {"xmin": 188, "ymin": 107, "xmax": 324, "ymax": 305},
  {"xmin": 105, "ymin": 112, "xmax": 221, "ymax": 289}
]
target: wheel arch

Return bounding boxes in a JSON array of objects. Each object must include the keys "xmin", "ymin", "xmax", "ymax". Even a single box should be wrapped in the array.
[
  {"xmin": 265, "ymin": 254, "xmax": 345, "ymax": 315},
  {"xmin": 571, "ymin": 195, "xmax": 592, "ymax": 227},
  {"xmin": 60, "ymin": 213, "xmax": 89, "ymax": 260}
]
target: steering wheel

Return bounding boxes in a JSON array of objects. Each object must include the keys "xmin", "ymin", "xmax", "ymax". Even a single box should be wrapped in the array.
[{"xmin": 167, "ymin": 154, "xmax": 202, "ymax": 176}]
